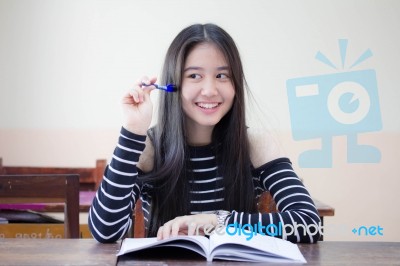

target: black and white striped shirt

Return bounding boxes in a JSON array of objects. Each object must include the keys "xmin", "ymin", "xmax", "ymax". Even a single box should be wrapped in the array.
[{"xmin": 88, "ymin": 127, "xmax": 321, "ymax": 243}]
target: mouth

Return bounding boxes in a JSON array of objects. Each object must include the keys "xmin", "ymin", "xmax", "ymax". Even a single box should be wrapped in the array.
[{"xmin": 195, "ymin": 102, "xmax": 221, "ymax": 109}]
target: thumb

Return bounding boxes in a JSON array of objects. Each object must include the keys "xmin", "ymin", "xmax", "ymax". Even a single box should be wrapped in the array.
[
  {"xmin": 142, "ymin": 87, "xmax": 153, "ymax": 102},
  {"xmin": 141, "ymin": 76, "xmax": 158, "ymax": 96}
]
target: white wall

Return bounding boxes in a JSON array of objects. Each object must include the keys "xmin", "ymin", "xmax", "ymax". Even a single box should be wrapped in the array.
[{"xmin": 1, "ymin": 0, "xmax": 399, "ymax": 241}]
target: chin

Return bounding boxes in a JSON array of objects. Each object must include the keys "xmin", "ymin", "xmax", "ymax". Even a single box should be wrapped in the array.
[{"xmin": 199, "ymin": 119, "xmax": 223, "ymax": 127}]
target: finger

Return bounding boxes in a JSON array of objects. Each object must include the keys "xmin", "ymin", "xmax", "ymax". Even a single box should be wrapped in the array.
[
  {"xmin": 139, "ymin": 76, "xmax": 157, "ymax": 86},
  {"xmin": 171, "ymin": 221, "xmax": 181, "ymax": 237},
  {"xmin": 187, "ymin": 220, "xmax": 197, "ymax": 236},
  {"xmin": 178, "ymin": 229, "xmax": 188, "ymax": 235},
  {"xmin": 157, "ymin": 226, "xmax": 163, "ymax": 240},
  {"xmin": 142, "ymin": 88, "xmax": 153, "ymax": 103},
  {"xmin": 140, "ymin": 76, "xmax": 157, "ymax": 88},
  {"xmin": 149, "ymin": 76, "xmax": 157, "ymax": 85},
  {"xmin": 139, "ymin": 77, "xmax": 156, "ymax": 99},
  {"xmin": 128, "ymin": 87, "xmax": 145, "ymax": 103},
  {"xmin": 132, "ymin": 77, "xmax": 148, "ymax": 102},
  {"xmin": 161, "ymin": 221, "xmax": 172, "ymax": 240},
  {"xmin": 139, "ymin": 76, "xmax": 151, "ymax": 86},
  {"xmin": 138, "ymin": 89, "xmax": 145, "ymax": 103}
]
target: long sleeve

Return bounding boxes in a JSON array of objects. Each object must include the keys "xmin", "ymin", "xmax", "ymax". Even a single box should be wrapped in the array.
[
  {"xmin": 226, "ymin": 158, "xmax": 321, "ymax": 243},
  {"xmin": 88, "ymin": 127, "xmax": 146, "ymax": 243}
]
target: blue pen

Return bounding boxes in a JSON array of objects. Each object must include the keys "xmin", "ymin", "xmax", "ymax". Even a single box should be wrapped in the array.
[{"xmin": 141, "ymin": 83, "xmax": 177, "ymax": 92}]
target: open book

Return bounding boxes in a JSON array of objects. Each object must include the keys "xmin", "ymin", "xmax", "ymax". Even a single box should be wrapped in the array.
[{"xmin": 117, "ymin": 231, "xmax": 306, "ymax": 263}]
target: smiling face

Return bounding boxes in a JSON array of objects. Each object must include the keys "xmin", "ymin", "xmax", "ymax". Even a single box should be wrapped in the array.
[{"xmin": 181, "ymin": 42, "xmax": 235, "ymax": 143}]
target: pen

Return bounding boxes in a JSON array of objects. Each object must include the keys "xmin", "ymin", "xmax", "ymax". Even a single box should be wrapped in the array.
[{"xmin": 141, "ymin": 83, "xmax": 177, "ymax": 92}]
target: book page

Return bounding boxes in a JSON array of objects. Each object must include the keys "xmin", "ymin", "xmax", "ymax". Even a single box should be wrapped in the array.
[
  {"xmin": 208, "ymin": 231, "xmax": 306, "ymax": 263},
  {"xmin": 117, "ymin": 237, "xmax": 158, "ymax": 256},
  {"xmin": 117, "ymin": 236, "xmax": 211, "ymax": 259},
  {"xmin": 158, "ymin": 235, "xmax": 210, "ymax": 257}
]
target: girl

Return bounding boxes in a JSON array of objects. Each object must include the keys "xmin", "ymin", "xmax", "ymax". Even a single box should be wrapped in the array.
[{"xmin": 88, "ymin": 23, "xmax": 321, "ymax": 243}]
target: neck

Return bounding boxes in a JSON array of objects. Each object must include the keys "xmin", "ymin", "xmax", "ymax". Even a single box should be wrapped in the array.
[{"xmin": 186, "ymin": 124, "xmax": 214, "ymax": 146}]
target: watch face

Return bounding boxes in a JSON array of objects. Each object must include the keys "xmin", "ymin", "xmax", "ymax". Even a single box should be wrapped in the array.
[
  {"xmin": 216, "ymin": 210, "xmax": 231, "ymax": 226},
  {"xmin": 217, "ymin": 210, "xmax": 230, "ymax": 216}
]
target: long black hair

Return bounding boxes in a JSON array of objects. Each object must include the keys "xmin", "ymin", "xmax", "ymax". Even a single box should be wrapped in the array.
[{"xmin": 140, "ymin": 23, "xmax": 256, "ymax": 236}]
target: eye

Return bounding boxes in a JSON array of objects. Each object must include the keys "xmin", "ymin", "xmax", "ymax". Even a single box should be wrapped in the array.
[
  {"xmin": 188, "ymin": 73, "xmax": 201, "ymax": 79},
  {"xmin": 216, "ymin": 73, "xmax": 229, "ymax": 79}
]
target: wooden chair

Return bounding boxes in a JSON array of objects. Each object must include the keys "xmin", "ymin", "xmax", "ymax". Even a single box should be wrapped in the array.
[
  {"xmin": 0, "ymin": 158, "xmax": 107, "ymax": 191},
  {"xmin": 0, "ymin": 174, "xmax": 80, "ymax": 238},
  {"xmin": 132, "ymin": 191, "xmax": 277, "ymax": 238}
]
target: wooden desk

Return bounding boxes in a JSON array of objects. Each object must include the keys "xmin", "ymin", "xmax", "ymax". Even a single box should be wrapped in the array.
[
  {"xmin": 298, "ymin": 241, "xmax": 400, "ymax": 265},
  {"xmin": 0, "ymin": 239, "xmax": 399, "ymax": 265},
  {"xmin": 313, "ymin": 198, "xmax": 335, "ymax": 217},
  {"xmin": 0, "ymin": 239, "xmax": 119, "ymax": 266},
  {"xmin": 312, "ymin": 199, "xmax": 334, "ymax": 241}
]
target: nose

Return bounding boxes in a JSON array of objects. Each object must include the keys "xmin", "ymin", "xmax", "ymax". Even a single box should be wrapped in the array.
[{"xmin": 200, "ymin": 78, "xmax": 218, "ymax": 97}]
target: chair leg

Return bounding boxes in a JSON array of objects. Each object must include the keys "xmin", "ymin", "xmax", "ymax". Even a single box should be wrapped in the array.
[
  {"xmin": 133, "ymin": 199, "xmax": 145, "ymax": 238},
  {"xmin": 65, "ymin": 175, "xmax": 80, "ymax": 238}
]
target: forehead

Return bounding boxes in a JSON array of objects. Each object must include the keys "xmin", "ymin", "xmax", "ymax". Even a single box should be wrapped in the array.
[{"xmin": 184, "ymin": 42, "xmax": 228, "ymax": 67}]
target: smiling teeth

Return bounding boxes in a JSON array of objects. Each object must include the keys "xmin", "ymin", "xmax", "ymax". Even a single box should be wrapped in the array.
[{"xmin": 197, "ymin": 103, "xmax": 219, "ymax": 109}]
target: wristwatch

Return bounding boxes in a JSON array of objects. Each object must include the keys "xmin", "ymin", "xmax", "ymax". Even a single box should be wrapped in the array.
[{"xmin": 215, "ymin": 210, "xmax": 231, "ymax": 226}]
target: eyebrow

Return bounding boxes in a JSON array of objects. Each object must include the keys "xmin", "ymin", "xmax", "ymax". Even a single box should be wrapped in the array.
[{"xmin": 183, "ymin": 66, "xmax": 230, "ymax": 72}]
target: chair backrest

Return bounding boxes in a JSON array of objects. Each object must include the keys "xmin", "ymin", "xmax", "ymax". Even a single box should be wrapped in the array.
[
  {"xmin": 0, "ymin": 174, "xmax": 80, "ymax": 238},
  {"xmin": 0, "ymin": 158, "xmax": 106, "ymax": 191},
  {"xmin": 132, "ymin": 191, "xmax": 277, "ymax": 238}
]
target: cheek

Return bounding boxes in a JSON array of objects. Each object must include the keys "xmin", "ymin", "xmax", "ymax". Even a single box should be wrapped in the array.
[
  {"xmin": 180, "ymin": 91, "xmax": 195, "ymax": 115},
  {"xmin": 180, "ymin": 90, "xmax": 193, "ymax": 106},
  {"xmin": 224, "ymin": 87, "xmax": 236, "ymax": 104},
  {"xmin": 180, "ymin": 84, "xmax": 197, "ymax": 103}
]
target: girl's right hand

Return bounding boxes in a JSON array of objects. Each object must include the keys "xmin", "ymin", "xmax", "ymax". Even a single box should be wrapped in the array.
[{"xmin": 122, "ymin": 76, "xmax": 157, "ymax": 135}]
